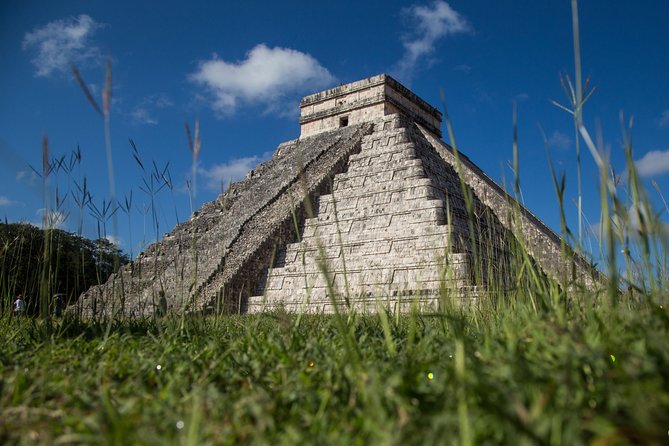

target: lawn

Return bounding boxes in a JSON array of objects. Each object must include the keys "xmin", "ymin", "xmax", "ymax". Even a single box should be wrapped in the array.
[
  {"xmin": 3, "ymin": 2, "xmax": 668, "ymax": 443},
  {"xmin": 2, "ymin": 295, "xmax": 668, "ymax": 445}
]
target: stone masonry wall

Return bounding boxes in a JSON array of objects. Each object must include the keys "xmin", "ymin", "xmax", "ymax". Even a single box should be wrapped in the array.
[
  {"xmin": 194, "ymin": 122, "xmax": 374, "ymax": 312},
  {"xmin": 74, "ymin": 73, "xmax": 600, "ymax": 318},
  {"xmin": 246, "ymin": 115, "xmax": 476, "ymax": 313},
  {"xmin": 246, "ymin": 114, "xmax": 529, "ymax": 313},
  {"xmin": 299, "ymin": 74, "xmax": 441, "ymax": 138},
  {"xmin": 74, "ymin": 123, "xmax": 372, "ymax": 317},
  {"xmin": 417, "ymin": 126, "xmax": 599, "ymax": 291}
]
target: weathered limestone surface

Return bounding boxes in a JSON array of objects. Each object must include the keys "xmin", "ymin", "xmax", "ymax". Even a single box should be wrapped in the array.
[
  {"xmin": 247, "ymin": 114, "xmax": 520, "ymax": 313},
  {"xmin": 75, "ymin": 123, "xmax": 373, "ymax": 317},
  {"xmin": 300, "ymin": 74, "xmax": 441, "ymax": 138},
  {"xmin": 75, "ymin": 73, "xmax": 599, "ymax": 317},
  {"xmin": 417, "ymin": 128, "xmax": 599, "ymax": 290},
  {"xmin": 248, "ymin": 114, "xmax": 469, "ymax": 313}
]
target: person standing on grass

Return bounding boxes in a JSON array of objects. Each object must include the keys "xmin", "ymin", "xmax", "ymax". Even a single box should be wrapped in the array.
[
  {"xmin": 155, "ymin": 291, "xmax": 168, "ymax": 317},
  {"xmin": 53, "ymin": 295, "xmax": 64, "ymax": 317},
  {"xmin": 14, "ymin": 293, "xmax": 26, "ymax": 315}
]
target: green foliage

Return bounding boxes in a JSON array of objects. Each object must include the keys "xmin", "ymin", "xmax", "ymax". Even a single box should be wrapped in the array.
[
  {"xmin": 2, "ymin": 3, "xmax": 667, "ymax": 444},
  {"xmin": 0, "ymin": 302, "xmax": 667, "ymax": 445},
  {"xmin": 0, "ymin": 223, "xmax": 129, "ymax": 314}
]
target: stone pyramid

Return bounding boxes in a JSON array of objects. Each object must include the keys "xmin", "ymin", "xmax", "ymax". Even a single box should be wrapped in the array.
[{"xmin": 76, "ymin": 74, "xmax": 598, "ymax": 317}]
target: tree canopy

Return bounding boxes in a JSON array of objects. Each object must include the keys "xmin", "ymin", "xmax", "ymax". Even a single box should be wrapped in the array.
[{"xmin": 0, "ymin": 223, "xmax": 129, "ymax": 315}]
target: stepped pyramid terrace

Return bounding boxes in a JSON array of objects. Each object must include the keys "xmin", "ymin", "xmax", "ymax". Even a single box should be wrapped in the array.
[{"xmin": 74, "ymin": 74, "xmax": 599, "ymax": 317}]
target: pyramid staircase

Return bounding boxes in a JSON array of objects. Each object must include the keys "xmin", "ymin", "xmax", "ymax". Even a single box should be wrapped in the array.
[{"xmin": 246, "ymin": 114, "xmax": 479, "ymax": 312}]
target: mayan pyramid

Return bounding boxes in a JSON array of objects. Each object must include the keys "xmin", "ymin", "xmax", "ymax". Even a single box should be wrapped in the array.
[{"xmin": 75, "ymin": 74, "xmax": 598, "ymax": 317}]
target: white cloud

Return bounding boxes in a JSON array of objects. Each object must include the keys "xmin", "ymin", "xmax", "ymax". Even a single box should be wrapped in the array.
[
  {"xmin": 105, "ymin": 234, "xmax": 122, "ymax": 247},
  {"xmin": 635, "ymin": 149, "xmax": 669, "ymax": 177},
  {"xmin": 0, "ymin": 196, "xmax": 12, "ymax": 206},
  {"xmin": 22, "ymin": 14, "xmax": 102, "ymax": 77},
  {"xmin": 199, "ymin": 152, "xmax": 272, "ymax": 190},
  {"xmin": 131, "ymin": 108, "xmax": 158, "ymax": 125},
  {"xmin": 394, "ymin": 1, "xmax": 472, "ymax": 81},
  {"xmin": 190, "ymin": 44, "xmax": 335, "ymax": 116},
  {"xmin": 548, "ymin": 130, "xmax": 571, "ymax": 150},
  {"xmin": 658, "ymin": 110, "xmax": 669, "ymax": 128}
]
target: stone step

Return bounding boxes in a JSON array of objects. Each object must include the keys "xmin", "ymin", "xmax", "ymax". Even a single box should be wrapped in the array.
[
  {"xmin": 331, "ymin": 176, "xmax": 435, "ymax": 197},
  {"xmin": 265, "ymin": 252, "xmax": 469, "ymax": 282},
  {"xmin": 348, "ymin": 145, "xmax": 417, "ymax": 169},
  {"xmin": 341, "ymin": 157, "xmax": 425, "ymax": 180},
  {"xmin": 286, "ymin": 221, "xmax": 453, "ymax": 249},
  {"xmin": 360, "ymin": 127, "xmax": 409, "ymax": 145},
  {"xmin": 298, "ymin": 206, "xmax": 445, "ymax": 238},
  {"xmin": 284, "ymin": 228, "xmax": 455, "ymax": 258},
  {"xmin": 313, "ymin": 196, "xmax": 444, "ymax": 224},
  {"xmin": 281, "ymin": 241, "xmax": 467, "ymax": 270},
  {"xmin": 317, "ymin": 183, "xmax": 442, "ymax": 212},
  {"xmin": 247, "ymin": 284, "xmax": 482, "ymax": 314},
  {"xmin": 333, "ymin": 164, "xmax": 427, "ymax": 191}
]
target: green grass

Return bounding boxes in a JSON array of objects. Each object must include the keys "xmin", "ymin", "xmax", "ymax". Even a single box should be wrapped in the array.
[
  {"xmin": 1, "ymin": 299, "xmax": 668, "ymax": 445},
  {"xmin": 3, "ymin": 2, "xmax": 669, "ymax": 444}
]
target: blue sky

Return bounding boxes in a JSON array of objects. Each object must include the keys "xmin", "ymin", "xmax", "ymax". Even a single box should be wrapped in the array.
[{"xmin": 1, "ymin": 0, "xmax": 668, "ymax": 262}]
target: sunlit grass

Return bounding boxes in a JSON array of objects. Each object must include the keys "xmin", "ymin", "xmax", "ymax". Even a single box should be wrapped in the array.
[
  {"xmin": 1, "ymin": 1, "xmax": 669, "ymax": 444},
  {"xmin": 1, "ymin": 300, "xmax": 668, "ymax": 444}
]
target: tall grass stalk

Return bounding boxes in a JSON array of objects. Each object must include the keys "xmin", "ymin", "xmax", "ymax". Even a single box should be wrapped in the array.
[
  {"xmin": 439, "ymin": 89, "xmax": 482, "ymax": 291},
  {"xmin": 295, "ymin": 141, "xmax": 361, "ymax": 365},
  {"xmin": 571, "ymin": 0, "xmax": 584, "ymax": 248},
  {"xmin": 1, "ymin": 1, "xmax": 668, "ymax": 443},
  {"xmin": 39, "ymin": 136, "xmax": 52, "ymax": 321},
  {"xmin": 70, "ymin": 59, "xmax": 125, "ymax": 327}
]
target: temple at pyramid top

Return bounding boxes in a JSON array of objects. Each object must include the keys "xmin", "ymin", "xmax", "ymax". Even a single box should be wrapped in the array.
[{"xmin": 299, "ymin": 74, "xmax": 442, "ymax": 138}]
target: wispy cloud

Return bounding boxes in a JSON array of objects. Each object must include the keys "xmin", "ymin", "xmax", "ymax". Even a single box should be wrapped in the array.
[
  {"xmin": 635, "ymin": 149, "xmax": 669, "ymax": 177},
  {"xmin": 22, "ymin": 14, "xmax": 102, "ymax": 77},
  {"xmin": 261, "ymin": 99, "xmax": 305, "ymax": 120},
  {"xmin": 147, "ymin": 93, "xmax": 172, "ymax": 109},
  {"xmin": 0, "ymin": 196, "xmax": 13, "ymax": 206},
  {"xmin": 394, "ymin": 1, "xmax": 472, "ymax": 82},
  {"xmin": 130, "ymin": 108, "xmax": 158, "ymax": 125},
  {"xmin": 453, "ymin": 63, "xmax": 472, "ymax": 73},
  {"xmin": 130, "ymin": 94, "xmax": 173, "ymax": 125},
  {"xmin": 548, "ymin": 130, "xmax": 571, "ymax": 150},
  {"xmin": 16, "ymin": 169, "xmax": 39, "ymax": 185},
  {"xmin": 658, "ymin": 109, "xmax": 669, "ymax": 128},
  {"xmin": 190, "ymin": 44, "xmax": 335, "ymax": 117},
  {"xmin": 199, "ymin": 152, "xmax": 272, "ymax": 191}
]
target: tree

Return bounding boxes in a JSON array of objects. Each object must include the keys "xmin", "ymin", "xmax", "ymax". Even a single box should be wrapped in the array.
[{"xmin": 0, "ymin": 223, "xmax": 129, "ymax": 316}]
